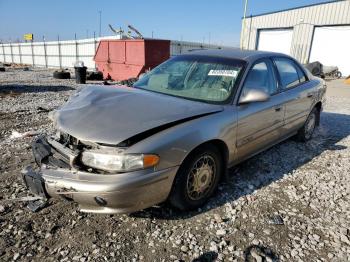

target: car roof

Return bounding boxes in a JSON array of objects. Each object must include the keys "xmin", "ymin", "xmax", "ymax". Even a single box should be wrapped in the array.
[{"xmin": 182, "ymin": 48, "xmax": 289, "ymax": 63}]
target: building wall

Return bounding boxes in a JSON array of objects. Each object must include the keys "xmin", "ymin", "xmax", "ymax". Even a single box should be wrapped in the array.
[
  {"xmin": 0, "ymin": 37, "xmax": 223, "ymax": 69},
  {"xmin": 240, "ymin": 0, "xmax": 350, "ymax": 63}
]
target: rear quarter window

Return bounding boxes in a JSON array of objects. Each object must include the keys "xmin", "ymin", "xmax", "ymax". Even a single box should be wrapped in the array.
[
  {"xmin": 274, "ymin": 57, "xmax": 305, "ymax": 89},
  {"xmin": 295, "ymin": 63, "xmax": 307, "ymax": 83}
]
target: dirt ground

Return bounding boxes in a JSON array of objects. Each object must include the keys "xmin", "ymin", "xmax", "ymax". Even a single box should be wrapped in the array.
[{"xmin": 0, "ymin": 67, "xmax": 350, "ymax": 262}]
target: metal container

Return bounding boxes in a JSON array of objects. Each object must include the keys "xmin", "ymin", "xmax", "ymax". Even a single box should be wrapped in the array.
[
  {"xmin": 75, "ymin": 66, "xmax": 87, "ymax": 84},
  {"xmin": 94, "ymin": 39, "xmax": 170, "ymax": 81},
  {"xmin": 74, "ymin": 61, "xmax": 87, "ymax": 84}
]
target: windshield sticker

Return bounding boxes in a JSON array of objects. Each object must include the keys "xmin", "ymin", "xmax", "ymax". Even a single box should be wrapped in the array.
[{"xmin": 208, "ymin": 70, "xmax": 238, "ymax": 77}]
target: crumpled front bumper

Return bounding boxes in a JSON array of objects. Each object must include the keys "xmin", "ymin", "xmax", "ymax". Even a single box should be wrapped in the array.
[{"xmin": 22, "ymin": 136, "xmax": 179, "ymax": 214}]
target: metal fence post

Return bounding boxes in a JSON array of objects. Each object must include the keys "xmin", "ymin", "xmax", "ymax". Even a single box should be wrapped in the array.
[
  {"xmin": 30, "ymin": 40, "xmax": 35, "ymax": 67},
  {"xmin": 1, "ymin": 42, "xmax": 5, "ymax": 63},
  {"xmin": 58, "ymin": 35, "xmax": 62, "ymax": 69},
  {"xmin": 18, "ymin": 42, "xmax": 22, "ymax": 64},
  {"xmin": 10, "ymin": 42, "xmax": 14, "ymax": 63},
  {"xmin": 94, "ymin": 31, "xmax": 97, "ymax": 51},
  {"xmin": 75, "ymin": 33, "xmax": 78, "ymax": 62},
  {"xmin": 94, "ymin": 31, "xmax": 97, "ymax": 69},
  {"xmin": 43, "ymin": 36, "xmax": 48, "ymax": 68}
]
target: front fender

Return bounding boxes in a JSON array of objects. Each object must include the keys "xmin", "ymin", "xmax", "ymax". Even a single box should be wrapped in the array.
[{"xmin": 125, "ymin": 107, "xmax": 237, "ymax": 170}]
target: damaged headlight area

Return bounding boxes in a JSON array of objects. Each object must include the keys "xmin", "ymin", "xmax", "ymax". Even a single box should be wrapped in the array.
[{"xmin": 80, "ymin": 150, "xmax": 160, "ymax": 173}]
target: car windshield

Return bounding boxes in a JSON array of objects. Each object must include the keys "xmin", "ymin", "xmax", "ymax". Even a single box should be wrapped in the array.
[{"xmin": 134, "ymin": 55, "xmax": 245, "ymax": 103}]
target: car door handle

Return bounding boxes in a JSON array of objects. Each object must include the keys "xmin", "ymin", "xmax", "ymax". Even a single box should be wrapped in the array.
[
  {"xmin": 307, "ymin": 93, "xmax": 314, "ymax": 98},
  {"xmin": 274, "ymin": 106, "xmax": 282, "ymax": 112}
]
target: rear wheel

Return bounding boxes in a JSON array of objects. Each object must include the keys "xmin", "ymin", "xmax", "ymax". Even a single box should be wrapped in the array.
[
  {"xmin": 296, "ymin": 107, "xmax": 318, "ymax": 142},
  {"xmin": 169, "ymin": 144, "xmax": 223, "ymax": 211},
  {"xmin": 53, "ymin": 70, "xmax": 71, "ymax": 79}
]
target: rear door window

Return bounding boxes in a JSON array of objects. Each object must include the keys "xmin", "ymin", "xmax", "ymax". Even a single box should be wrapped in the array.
[{"xmin": 274, "ymin": 57, "xmax": 303, "ymax": 89}]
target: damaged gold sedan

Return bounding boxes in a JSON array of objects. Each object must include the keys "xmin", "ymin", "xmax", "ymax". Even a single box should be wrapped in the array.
[{"xmin": 22, "ymin": 49, "xmax": 326, "ymax": 214}]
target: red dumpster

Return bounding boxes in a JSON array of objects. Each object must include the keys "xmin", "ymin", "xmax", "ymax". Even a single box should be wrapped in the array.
[{"xmin": 94, "ymin": 39, "xmax": 170, "ymax": 81}]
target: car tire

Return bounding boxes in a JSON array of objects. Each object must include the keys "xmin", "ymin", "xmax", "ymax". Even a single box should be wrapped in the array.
[
  {"xmin": 86, "ymin": 71, "xmax": 103, "ymax": 81},
  {"xmin": 169, "ymin": 144, "xmax": 223, "ymax": 211},
  {"xmin": 336, "ymin": 71, "xmax": 342, "ymax": 79},
  {"xmin": 296, "ymin": 107, "xmax": 318, "ymax": 142},
  {"xmin": 53, "ymin": 71, "xmax": 71, "ymax": 79}
]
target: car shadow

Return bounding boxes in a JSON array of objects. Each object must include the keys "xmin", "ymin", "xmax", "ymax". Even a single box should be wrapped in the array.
[
  {"xmin": 131, "ymin": 111, "xmax": 350, "ymax": 220},
  {"xmin": 0, "ymin": 84, "xmax": 75, "ymax": 95},
  {"xmin": 243, "ymin": 245, "xmax": 279, "ymax": 262}
]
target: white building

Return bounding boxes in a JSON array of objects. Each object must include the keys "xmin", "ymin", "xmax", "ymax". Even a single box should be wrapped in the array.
[{"xmin": 240, "ymin": 0, "xmax": 350, "ymax": 75}]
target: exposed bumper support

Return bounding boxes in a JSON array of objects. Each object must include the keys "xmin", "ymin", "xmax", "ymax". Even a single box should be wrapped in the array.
[
  {"xmin": 21, "ymin": 166, "xmax": 48, "ymax": 198},
  {"xmin": 21, "ymin": 166, "xmax": 49, "ymax": 212}
]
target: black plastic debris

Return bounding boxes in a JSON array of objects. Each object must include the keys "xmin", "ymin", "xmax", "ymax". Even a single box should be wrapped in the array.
[
  {"xmin": 266, "ymin": 214, "xmax": 284, "ymax": 225},
  {"xmin": 27, "ymin": 198, "xmax": 48, "ymax": 213},
  {"xmin": 36, "ymin": 106, "xmax": 50, "ymax": 113}
]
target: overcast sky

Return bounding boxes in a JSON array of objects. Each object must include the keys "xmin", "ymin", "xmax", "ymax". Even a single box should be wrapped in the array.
[{"xmin": 0, "ymin": 0, "xmax": 334, "ymax": 46}]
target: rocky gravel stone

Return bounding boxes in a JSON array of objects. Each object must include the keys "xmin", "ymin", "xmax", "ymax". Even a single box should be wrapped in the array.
[
  {"xmin": 216, "ymin": 229, "xmax": 226, "ymax": 236},
  {"xmin": 0, "ymin": 69, "xmax": 350, "ymax": 261}
]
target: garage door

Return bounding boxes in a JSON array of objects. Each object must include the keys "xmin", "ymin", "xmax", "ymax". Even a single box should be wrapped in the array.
[
  {"xmin": 257, "ymin": 29, "xmax": 293, "ymax": 55},
  {"xmin": 310, "ymin": 26, "xmax": 350, "ymax": 77}
]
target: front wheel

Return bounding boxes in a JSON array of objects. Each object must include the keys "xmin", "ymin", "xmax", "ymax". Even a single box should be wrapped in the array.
[
  {"xmin": 296, "ymin": 107, "xmax": 318, "ymax": 142},
  {"xmin": 169, "ymin": 144, "xmax": 223, "ymax": 211}
]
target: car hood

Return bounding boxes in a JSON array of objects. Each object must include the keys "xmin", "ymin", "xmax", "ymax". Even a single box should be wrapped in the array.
[{"xmin": 51, "ymin": 85, "xmax": 224, "ymax": 145}]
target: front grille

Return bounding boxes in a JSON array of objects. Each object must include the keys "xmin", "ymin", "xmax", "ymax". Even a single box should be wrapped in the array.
[
  {"xmin": 32, "ymin": 136, "xmax": 71, "ymax": 169},
  {"xmin": 38, "ymin": 132, "xmax": 108, "ymax": 173},
  {"xmin": 59, "ymin": 132, "xmax": 96, "ymax": 151},
  {"xmin": 60, "ymin": 133, "xmax": 78, "ymax": 148}
]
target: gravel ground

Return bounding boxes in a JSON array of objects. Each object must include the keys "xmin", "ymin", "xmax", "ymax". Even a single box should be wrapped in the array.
[{"xmin": 0, "ymin": 67, "xmax": 349, "ymax": 262}]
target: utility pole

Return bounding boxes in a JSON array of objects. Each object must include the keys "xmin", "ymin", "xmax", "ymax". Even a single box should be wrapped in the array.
[
  {"xmin": 98, "ymin": 11, "xmax": 102, "ymax": 37},
  {"xmin": 243, "ymin": 0, "xmax": 248, "ymax": 22},
  {"xmin": 241, "ymin": 0, "xmax": 249, "ymax": 49}
]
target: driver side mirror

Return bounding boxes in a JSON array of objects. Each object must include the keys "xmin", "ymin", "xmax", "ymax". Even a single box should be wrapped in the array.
[{"xmin": 239, "ymin": 88, "xmax": 270, "ymax": 105}]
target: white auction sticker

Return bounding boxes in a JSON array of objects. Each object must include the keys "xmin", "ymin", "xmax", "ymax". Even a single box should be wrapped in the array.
[{"xmin": 208, "ymin": 70, "xmax": 238, "ymax": 77}]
